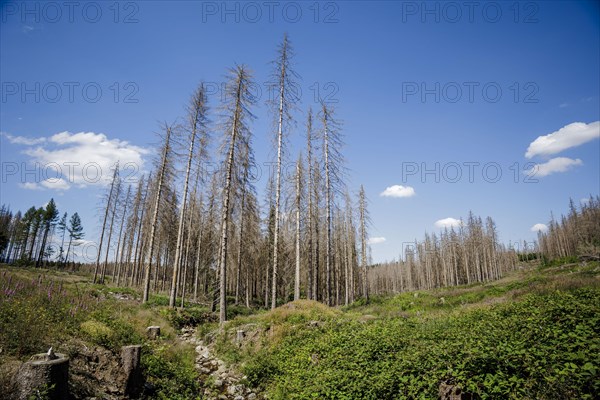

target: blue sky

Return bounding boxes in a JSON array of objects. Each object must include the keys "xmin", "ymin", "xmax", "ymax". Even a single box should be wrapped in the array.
[{"xmin": 1, "ymin": 0, "xmax": 599, "ymax": 263}]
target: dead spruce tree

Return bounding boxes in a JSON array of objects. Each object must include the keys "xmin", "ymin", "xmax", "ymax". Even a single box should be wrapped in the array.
[
  {"xmin": 304, "ymin": 108, "xmax": 316, "ymax": 299},
  {"xmin": 143, "ymin": 125, "xmax": 173, "ymax": 303},
  {"xmin": 319, "ymin": 103, "xmax": 345, "ymax": 305},
  {"xmin": 269, "ymin": 33, "xmax": 299, "ymax": 309},
  {"xmin": 217, "ymin": 65, "xmax": 256, "ymax": 324},
  {"xmin": 119, "ymin": 177, "xmax": 144, "ymax": 287},
  {"xmin": 234, "ymin": 139, "xmax": 257, "ymax": 305},
  {"xmin": 169, "ymin": 83, "xmax": 210, "ymax": 308},
  {"xmin": 101, "ymin": 176, "xmax": 121, "ymax": 283},
  {"xmin": 294, "ymin": 155, "xmax": 303, "ymax": 300},
  {"xmin": 358, "ymin": 185, "xmax": 369, "ymax": 301},
  {"xmin": 94, "ymin": 163, "xmax": 119, "ymax": 284},
  {"xmin": 114, "ymin": 184, "xmax": 132, "ymax": 285},
  {"xmin": 130, "ymin": 173, "xmax": 151, "ymax": 287}
]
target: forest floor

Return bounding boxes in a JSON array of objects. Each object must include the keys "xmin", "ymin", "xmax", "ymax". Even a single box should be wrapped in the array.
[{"xmin": 1, "ymin": 258, "xmax": 599, "ymax": 399}]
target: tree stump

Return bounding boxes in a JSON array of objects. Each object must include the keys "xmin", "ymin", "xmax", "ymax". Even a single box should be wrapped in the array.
[
  {"xmin": 236, "ymin": 330, "xmax": 245, "ymax": 343},
  {"xmin": 121, "ymin": 345, "xmax": 143, "ymax": 397},
  {"xmin": 146, "ymin": 326, "xmax": 161, "ymax": 339},
  {"xmin": 16, "ymin": 353, "xmax": 69, "ymax": 400}
]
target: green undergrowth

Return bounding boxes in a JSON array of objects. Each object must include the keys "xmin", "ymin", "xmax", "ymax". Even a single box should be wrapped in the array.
[
  {"xmin": 214, "ymin": 261, "xmax": 600, "ymax": 400},
  {"xmin": 0, "ymin": 265, "xmax": 196, "ymax": 399},
  {"xmin": 143, "ymin": 342, "xmax": 202, "ymax": 400}
]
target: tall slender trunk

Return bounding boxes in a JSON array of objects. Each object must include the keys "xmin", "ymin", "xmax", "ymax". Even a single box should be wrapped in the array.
[
  {"xmin": 218, "ymin": 73, "xmax": 245, "ymax": 325},
  {"xmin": 170, "ymin": 119, "xmax": 199, "ymax": 308},
  {"xmin": 94, "ymin": 165, "xmax": 119, "ymax": 283},
  {"xmin": 271, "ymin": 81, "xmax": 285, "ymax": 310},
  {"xmin": 323, "ymin": 110, "xmax": 332, "ymax": 305},
  {"xmin": 101, "ymin": 180, "xmax": 120, "ymax": 284},
  {"xmin": 143, "ymin": 127, "xmax": 171, "ymax": 303},
  {"xmin": 359, "ymin": 186, "xmax": 368, "ymax": 302},
  {"xmin": 235, "ymin": 188, "xmax": 247, "ymax": 305},
  {"xmin": 131, "ymin": 174, "xmax": 151, "ymax": 287},
  {"xmin": 306, "ymin": 111, "xmax": 314, "ymax": 300},
  {"xmin": 294, "ymin": 160, "xmax": 302, "ymax": 301},
  {"xmin": 114, "ymin": 185, "xmax": 131, "ymax": 286}
]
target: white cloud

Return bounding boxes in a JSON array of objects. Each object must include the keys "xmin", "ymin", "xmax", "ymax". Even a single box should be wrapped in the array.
[
  {"xmin": 530, "ymin": 223, "xmax": 548, "ymax": 233},
  {"xmin": 19, "ymin": 182, "xmax": 42, "ymax": 190},
  {"xmin": 368, "ymin": 237, "xmax": 386, "ymax": 245},
  {"xmin": 525, "ymin": 157, "xmax": 583, "ymax": 178},
  {"xmin": 380, "ymin": 185, "xmax": 415, "ymax": 198},
  {"xmin": 41, "ymin": 178, "xmax": 71, "ymax": 190},
  {"xmin": 559, "ymin": 103, "xmax": 569, "ymax": 108},
  {"xmin": 581, "ymin": 198, "xmax": 590, "ymax": 205},
  {"xmin": 434, "ymin": 217, "xmax": 462, "ymax": 229},
  {"xmin": 9, "ymin": 131, "xmax": 149, "ymax": 190},
  {"xmin": 525, "ymin": 121, "xmax": 599, "ymax": 158},
  {"xmin": 1, "ymin": 132, "xmax": 46, "ymax": 145}
]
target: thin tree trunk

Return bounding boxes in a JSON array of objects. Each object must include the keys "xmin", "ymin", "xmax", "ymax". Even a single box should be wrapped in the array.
[
  {"xmin": 94, "ymin": 165, "xmax": 119, "ymax": 283},
  {"xmin": 143, "ymin": 127, "xmax": 171, "ymax": 303},
  {"xmin": 114, "ymin": 185, "xmax": 131, "ymax": 286},
  {"xmin": 101, "ymin": 179, "xmax": 121, "ymax": 284},
  {"xmin": 294, "ymin": 160, "xmax": 302, "ymax": 301}
]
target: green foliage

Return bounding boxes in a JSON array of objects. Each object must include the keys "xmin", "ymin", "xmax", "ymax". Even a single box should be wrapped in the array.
[
  {"xmin": 242, "ymin": 289, "xmax": 600, "ymax": 399},
  {"xmin": 84, "ymin": 304, "xmax": 143, "ymax": 351},
  {"xmin": 518, "ymin": 252, "xmax": 540, "ymax": 262},
  {"xmin": 142, "ymin": 343, "xmax": 202, "ymax": 400},
  {"xmin": 161, "ymin": 306, "xmax": 217, "ymax": 329},
  {"xmin": 0, "ymin": 269, "xmax": 95, "ymax": 356},
  {"xmin": 541, "ymin": 255, "xmax": 579, "ymax": 268}
]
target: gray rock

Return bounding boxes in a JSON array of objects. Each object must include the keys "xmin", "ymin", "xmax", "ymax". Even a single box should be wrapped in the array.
[{"xmin": 439, "ymin": 381, "xmax": 473, "ymax": 400}]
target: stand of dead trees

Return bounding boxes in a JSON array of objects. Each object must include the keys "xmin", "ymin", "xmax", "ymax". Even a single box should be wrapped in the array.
[
  {"xmin": 367, "ymin": 212, "xmax": 520, "ymax": 296},
  {"xmin": 56, "ymin": 34, "xmax": 564, "ymax": 326},
  {"xmin": 537, "ymin": 196, "xmax": 600, "ymax": 262}
]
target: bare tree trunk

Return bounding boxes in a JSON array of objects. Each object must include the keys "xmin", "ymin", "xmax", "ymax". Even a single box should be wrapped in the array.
[
  {"xmin": 305, "ymin": 109, "xmax": 314, "ymax": 300},
  {"xmin": 218, "ymin": 66, "xmax": 253, "ymax": 325},
  {"xmin": 101, "ymin": 178, "xmax": 121, "ymax": 284},
  {"xmin": 323, "ymin": 107, "xmax": 332, "ymax": 305},
  {"xmin": 94, "ymin": 164, "xmax": 119, "ymax": 283},
  {"xmin": 359, "ymin": 185, "xmax": 369, "ymax": 302},
  {"xmin": 143, "ymin": 126, "xmax": 171, "ymax": 303},
  {"xmin": 131, "ymin": 174, "xmax": 151, "ymax": 287},
  {"xmin": 271, "ymin": 75, "xmax": 285, "ymax": 310},
  {"xmin": 114, "ymin": 185, "xmax": 131, "ymax": 286},
  {"xmin": 294, "ymin": 159, "xmax": 302, "ymax": 301},
  {"xmin": 271, "ymin": 34, "xmax": 296, "ymax": 310},
  {"xmin": 170, "ymin": 85, "xmax": 207, "ymax": 307}
]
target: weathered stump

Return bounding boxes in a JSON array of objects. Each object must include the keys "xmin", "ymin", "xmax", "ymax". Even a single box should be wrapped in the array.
[
  {"xmin": 16, "ymin": 353, "xmax": 69, "ymax": 400},
  {"xmin": 236, "ymin": 330, "xmax": 245, "ymax": 344},
  {"xmin": 121, "ymin": 345, "xmax": 143, "ymax": 397},
  {"xmin": 146, "ymin": 326, "xmax": 161, "ymax": 339}
]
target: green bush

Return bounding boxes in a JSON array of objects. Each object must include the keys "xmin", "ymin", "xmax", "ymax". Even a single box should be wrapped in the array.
[
  {"xmin": 143, "ymin": 343, "xmax": 201, "ymax": 400},
  {"xmin": 244, "ymin": 289, "xmax": 600, "ymax": 399},
  {"xmin": 0, "ymin": 270, "xmax": 95, "ymax": 356},
  {"xmin": 162, "ymin": 306, "xmax": 217, "ymax": 329}
]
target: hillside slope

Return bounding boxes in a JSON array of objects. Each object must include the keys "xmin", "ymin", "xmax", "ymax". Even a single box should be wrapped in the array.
[
  {"xmin": 212, "ymin": 259, "xmax": 600, "ymax": 400},
  {"xmin": 1, "ymin": 259, "xmax": 598, "ymax": 399}
]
